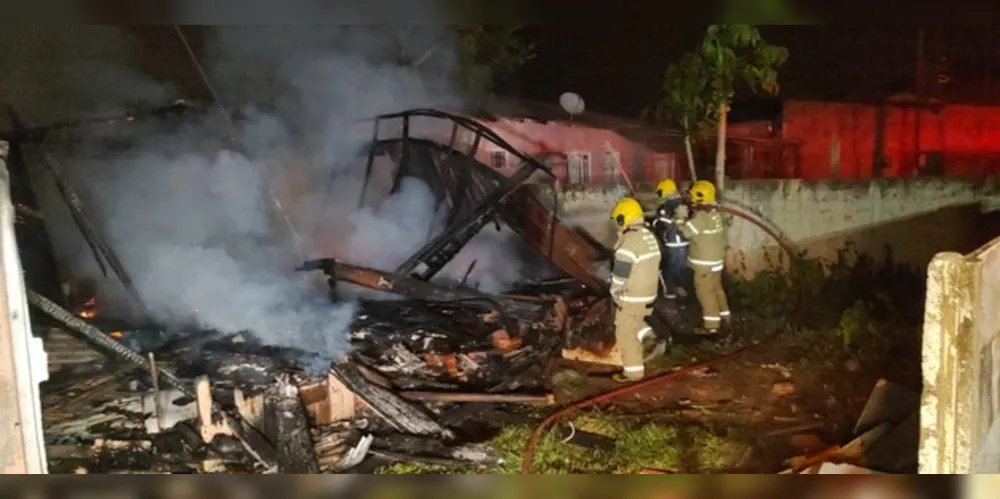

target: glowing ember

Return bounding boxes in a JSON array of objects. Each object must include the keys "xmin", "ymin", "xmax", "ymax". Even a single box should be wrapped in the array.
[{"xmin": 77, "ymin": 296, "xmax": 98, "ymax": 319}]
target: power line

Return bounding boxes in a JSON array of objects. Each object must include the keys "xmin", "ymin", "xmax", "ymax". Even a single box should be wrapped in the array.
[
  {"xmin": 171, "ymin": 25, "xmax": 304, "ymax": 261},
  {"xmin": 173, "ymin": 25, "xmax": 233, "ymax": 128}
]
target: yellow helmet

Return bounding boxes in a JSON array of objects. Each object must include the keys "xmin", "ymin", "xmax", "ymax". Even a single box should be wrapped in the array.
[
  {"xmin": 611, "ymin": 197, "xmax": 644, "ymax": 228},
  {"xmin": 655, "ymin": 179, "xmax": 678, "ymax": 199},
  {"xmin": 689, "ymin": 180, "xmax": 717, "ymax": 204}
]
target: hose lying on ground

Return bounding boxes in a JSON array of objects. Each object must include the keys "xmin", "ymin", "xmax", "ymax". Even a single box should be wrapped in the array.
[
  {"xmin": 520, "ymin": 330, "xmax": 779, "ymax": 473},
  {"xmin": 521, "ymin": 202, "xmax": 809, "ymax": 472},
  {"xmin": 27, "ymin": 289, "xmax": 279, "ymax": 471}
]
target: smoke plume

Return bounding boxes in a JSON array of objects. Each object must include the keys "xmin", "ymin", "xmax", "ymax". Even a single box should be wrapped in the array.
[{"xmin": 10, "ymin": 23, "xmax": 545, "ymax": 361}]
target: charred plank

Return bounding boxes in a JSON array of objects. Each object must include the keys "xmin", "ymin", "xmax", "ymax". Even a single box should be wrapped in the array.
[
  {"xmin": 264, "ymin": 376, "xmax": 320, "ymax": 473},
  {"xmin": 370, "ymin": 432, "xmax": 501, "ymax": 466},
  {"xmin": 298, "ymin": 258, "xmax": 548, "ymax": 320},
  {"xmin": 329, "ymin": 363, "xmax": 452, "ymax": 438}
]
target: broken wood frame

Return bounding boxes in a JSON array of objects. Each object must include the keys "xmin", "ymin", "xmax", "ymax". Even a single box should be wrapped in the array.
[
  {"xmin": 297, "ymin": 258, "xmax": 550, "ymax": 332},
  {"xmin": 3, "ymin": 104, "xmax": 204, "ymax": 318},
  {"xmin": 352, "ymin": 108, "xmax": 609, "ymax": 292}
]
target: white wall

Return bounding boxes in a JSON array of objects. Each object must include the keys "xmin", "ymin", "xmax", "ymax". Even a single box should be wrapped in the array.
[{"xmin": 554, "ymin": 178, "xmax": 1000, "ymax": 276}]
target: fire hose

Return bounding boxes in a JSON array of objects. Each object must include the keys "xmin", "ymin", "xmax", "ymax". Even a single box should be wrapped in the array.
[
  {"xmin": 702, "ymin": 202, "xmax": 800, "ymax": 262},
  {"xmin": 521, "ymin": 202, "xmax": 802, "ymax": 473},
  {"xmin": 521, "ymin": 330, "xmax": 779, "ymax": 473},
  {"xmin": 26, "ymin": 289, "xmax": 279, "ymax": 471}
]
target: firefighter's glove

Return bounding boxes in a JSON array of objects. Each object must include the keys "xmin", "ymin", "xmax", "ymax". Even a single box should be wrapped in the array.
[{"xmin": 674, "ymin": 204, "xmax": 689, "ymax": 221}]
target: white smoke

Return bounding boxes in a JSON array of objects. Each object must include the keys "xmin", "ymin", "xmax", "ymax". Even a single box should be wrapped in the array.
[{"xmin": 13, "ymin": 23, "xmax": 547, "ymax": 360}]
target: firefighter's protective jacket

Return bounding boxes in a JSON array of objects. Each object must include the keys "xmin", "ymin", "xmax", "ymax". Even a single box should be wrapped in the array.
[
  {"xmin": 678, "ymin": 208, "xmax": 726, "ymax": 269},
  {"xmin": 610, "ymin": 224, "xmax": 662, "ymax": 305},
  {"xmin": 650, "ymin": 197, "xmax": 690, "ymax": 251}
]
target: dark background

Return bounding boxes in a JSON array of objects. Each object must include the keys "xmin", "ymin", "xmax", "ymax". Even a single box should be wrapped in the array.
[
  {"xmin": 514, "ymin": 25, "xmax": 1000, "ymax": 119},
  {"xmin": 4, "ymin": 25, "xmax": 1000, "ymax": 125}
]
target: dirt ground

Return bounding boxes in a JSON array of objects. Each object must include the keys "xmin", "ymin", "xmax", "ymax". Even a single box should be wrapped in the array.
[
  {"xmin": 379, "ymin": 249, "xmax": 926, "ymax": 474},
  {"xmin": 39, "ymin": 247, "xmax": 923, "ymax": 474}
]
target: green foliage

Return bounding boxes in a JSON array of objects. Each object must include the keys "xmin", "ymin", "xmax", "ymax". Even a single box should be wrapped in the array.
[
  {"xmin": 647, "ymin": 25, "xmax": 787, "ymax": 184},
  {"xmin": 701, "ymin": 25, "xmax": 789, "ymax": 111},
  {"xmin": 647, "ymin": 25, "xmax": 788, "ymax": 133},
  {"xmin": 377, "ymin": 414, "xmax": 748, "ymax": 474},
  {"xmin": 728, "ymin": 243, "xmax": 926, "ymax": 358},
  {"xmin": 455, "ymin": 26, "xmax": 536, "ymax": 95},
  {"xmin": 386, "ymin": 26, "xmax": 534, "ymax": 96},
  {"xmin": 837, "ymin": 300, "xmax": 871, "ymax": 348},
  {"xmin": 646, "ymin": 52, "xmax": 715, "ymax": 137}
]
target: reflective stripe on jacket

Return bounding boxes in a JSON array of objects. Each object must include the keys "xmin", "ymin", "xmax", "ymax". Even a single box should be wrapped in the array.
[
  {"xmin": 679, "ymin": 209, "xmax": 726, "ymax": 266},
  {"xmin": 652, "ymin": 198, "xmax": 689, "ymax": 249},
  {"xmin": 610, "ymin": 224, "xmax": 662, "ymax": 304}
]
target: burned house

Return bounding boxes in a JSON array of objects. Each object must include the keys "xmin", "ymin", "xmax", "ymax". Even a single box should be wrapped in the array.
[{"xmin": 0, "ymin": 98, "xmax": 714, "ymax": 473}]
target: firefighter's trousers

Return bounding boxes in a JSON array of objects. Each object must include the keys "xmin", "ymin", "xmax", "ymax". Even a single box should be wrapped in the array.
[
  {"xmin": 692, "ymin": 264, "xmax": 730, "ymax": 329},
  {"xmin": 614, "ymin": 302, "xmax": 654, "ymax": 379},
  {"xmin": 660, "ymin": 246, "xmax": 690, "ymax": 296}
]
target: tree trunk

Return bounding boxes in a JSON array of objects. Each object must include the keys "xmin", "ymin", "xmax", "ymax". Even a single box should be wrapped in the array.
[
  {"xmin": 683, "ymin": 134, "xmax": 697, "ymax": 181},
  {"xmin": 714, "ymin": 103, "xmax": 728, "ymax": 193},
  {"xmin": 682, "ymin": 116, "xmax": 697, "ymax": 181}
]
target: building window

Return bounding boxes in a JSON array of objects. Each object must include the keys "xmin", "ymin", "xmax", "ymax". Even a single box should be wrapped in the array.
[
  {"xmin": 603, "ymin": 149, "xmax": 621, "ymax": 184},
  {"xmin": 490, "ymin": 150, "xmax": 507, "ymax": 169},
  {"xmin": 654, "ymin": 153, "xmax": 676, "ymax": 180},
  {"xmin": 567, "ymin": 152, "xmax": 592, "ymax": 185}
]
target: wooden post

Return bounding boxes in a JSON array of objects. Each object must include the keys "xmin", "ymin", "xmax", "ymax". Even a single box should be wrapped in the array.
[{"xmin": 264, "ymin": 375, "xmax": 319, "ymax": 473}]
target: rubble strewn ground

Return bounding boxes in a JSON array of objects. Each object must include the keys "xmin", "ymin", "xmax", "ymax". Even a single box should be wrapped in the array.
[
  {"xmin": 15, "ymin": 104, "xmax": 924, "ymax": 474},
  {"xmin": 37, "ymin": 241, "xmax": 925, "ymax": 474}
]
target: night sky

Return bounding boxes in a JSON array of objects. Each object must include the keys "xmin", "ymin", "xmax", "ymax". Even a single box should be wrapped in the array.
[
  {"xmin": 5, "ymin": 25, "xmax": 999, "ymax": 127},
  {"xmin": 514, "ymin": 25, "xmax": 1000, "ymax": 119}
]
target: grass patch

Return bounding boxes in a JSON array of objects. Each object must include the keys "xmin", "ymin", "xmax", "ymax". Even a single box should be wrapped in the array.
[{"xmin": 377, "ymin": 413, "xmax": 750, "ymax": 474}]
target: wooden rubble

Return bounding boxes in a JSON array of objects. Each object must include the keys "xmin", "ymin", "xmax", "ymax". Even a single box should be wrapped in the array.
[{"xmin": 40, "ymin": 289, "xmax": 583, "ymax": 474}]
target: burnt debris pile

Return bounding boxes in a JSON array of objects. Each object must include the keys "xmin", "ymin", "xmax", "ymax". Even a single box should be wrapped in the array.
[{"xmin": 12, "ymin": 104, "xmax": 699, "ymax": 473}]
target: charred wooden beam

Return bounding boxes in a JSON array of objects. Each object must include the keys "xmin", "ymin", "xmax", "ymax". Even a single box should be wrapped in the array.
[
  {"xmin": 367, "ymin": 137, "xmax": 607, "ymax": 293},
  {"xmin": 1, "ymin": 101, "xmax": 203, "ymax": 143},
  {"xmin": 395, "ymin": 147, "xmax": 546, "ymax": 282},
  {"xmin": 357, "ymin": 117, "xmax": 380, "ymax": 208},
  {"xmin": 500, "ymin": 188, "xmax": 610, "ymax": 292},
  {"xmin": 28, "ymin": 290, "xmax": 279, "ymax": 471},
  {"xmin": 330, "ymin": 363, "xmax": 452, "ymax": 438},
  {"xmin": 370, "ymin": 433, "xmax": 501, "ymax": 466},
  {"xmin": 39, "ymin": 153, "xmax": 150, "ymax": 318},
  {"xmin": 297, "ymin": 258, "xmax": 549, "ymax": 320},
  {"xmin": 264, "ymin": 375, "xmax": 320, "ymax": 473},
  {"xmin": 398, "ymin": 391, "xmax": 556, "ymax": 405},
  {"xmin": 389, "ymin": 116, "xmax": 411, "ymax": 195}
]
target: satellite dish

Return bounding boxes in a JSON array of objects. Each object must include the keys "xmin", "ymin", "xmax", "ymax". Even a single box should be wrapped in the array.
[{"xmin": 559, "ymin": 92, "xmax": 586, "ymax": 118}]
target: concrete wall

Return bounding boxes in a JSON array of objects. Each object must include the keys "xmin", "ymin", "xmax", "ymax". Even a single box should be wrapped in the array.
[
  {"xmin": 556, "ymin": 178, "xmax": 999, "ymax": 277},
  {"xmin": 920, "ymin": 236, "xmax": 1000, "ymax": 473}
]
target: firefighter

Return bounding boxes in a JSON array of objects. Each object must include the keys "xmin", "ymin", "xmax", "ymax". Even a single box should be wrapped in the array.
[
  {"xmin": 649, "ymin": 178, "xmax": 690, "ymax": 299},
  {"xmin": 677, "ymin": 180, "xmax": 731, "ymax": 335},
  {"xmin": 609, "ymin": 197, "xmax": 662, "ymax": 381}
]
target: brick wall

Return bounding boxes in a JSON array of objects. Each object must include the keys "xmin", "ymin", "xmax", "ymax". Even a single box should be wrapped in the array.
[
  {"xmin": 556, "ymin": 178, "xmax": 1000, "ymax": 277},
  {"xmin": 784, "ymin": 100, "xmax": 1000, "ymax": 181}
]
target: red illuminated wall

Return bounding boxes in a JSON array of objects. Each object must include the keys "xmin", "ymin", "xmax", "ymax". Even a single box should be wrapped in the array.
[
  {"xmin": 468, "ymin": 117, "xmax": 684, "ymax": 188},
  {"xmin": 783, "ymin": 99, "xmax": 1000, "ymax": 180}
]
